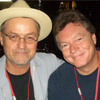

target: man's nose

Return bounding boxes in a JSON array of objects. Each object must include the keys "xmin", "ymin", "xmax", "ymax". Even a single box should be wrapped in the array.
[
  {"xmin": 70, "ymin": 44, "xmax": 77, "ymax": 54},
  {"xmin": 17, "ymin": 38, "xmax": 26, "ymax": 49}
]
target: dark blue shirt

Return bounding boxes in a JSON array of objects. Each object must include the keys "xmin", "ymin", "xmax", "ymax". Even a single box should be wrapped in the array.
[{"xmin": 48, "ymin": 62, "xmax": 100, "ymax": 100}]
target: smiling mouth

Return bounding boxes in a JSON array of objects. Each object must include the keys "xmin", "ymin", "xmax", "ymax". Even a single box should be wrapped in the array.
[
  {"xmin": 15, "ymin": 52, "xmax": 28, "ymax": 55},
  {"xmin": 72, "ymin": 52, "xmax": 84, "ymax": 59}
]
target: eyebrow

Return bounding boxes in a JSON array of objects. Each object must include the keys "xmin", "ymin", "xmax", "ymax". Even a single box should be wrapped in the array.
[
  {"xmin": 59, "ymin": 41, "xmax": 68, "ymax": 45},
  {"xmin": 58, "ymin": 33, "xmax": 84, "ymax": 44},
  {"xmin": 73, "ymin": 33, "xmax": 84, "ymax": 38}
]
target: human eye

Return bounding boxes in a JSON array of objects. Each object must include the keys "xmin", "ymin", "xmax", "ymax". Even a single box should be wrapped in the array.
[
  {"xmin": 27, "ymin": 36, "xmax": 34, "ymax": 40},
  {"xmin": 25, "ymin": 36, "xmax": 36, "ymax": 43},
  {"xmin": 76, "ymin": 36, "xmax": 84, "ymax": 42},
  {"xmin": 9, "ymin": 34, "xmax": 19, "ymax": 41},
  {"xmin": 78, "ymin": 38, "xmax": 83, "ymax": 41},
  {"xmin": 60, "ymin": 43, "xmax": 68, "ymax": 49}
]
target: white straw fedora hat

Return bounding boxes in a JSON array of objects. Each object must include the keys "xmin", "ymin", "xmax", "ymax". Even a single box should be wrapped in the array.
[{"xmin": 0, "ymin": 0, "xmax": 52, "ymax": 41}]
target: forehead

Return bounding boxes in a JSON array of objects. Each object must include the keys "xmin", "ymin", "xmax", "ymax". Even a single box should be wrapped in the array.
[
  {"xmin": 61, "ymin": 23, "xmax": 84, "ymax": 33},
  {"xmin": 56, "ymin": 23, "xmax": 91, "ymax": 43},
  {"xmin": 58, "ymin": 23, "xmax": 88, "ymax": 38},
  {"xmin": 3, "ymin": 17, "xmax": 38, "ymax": 35}
]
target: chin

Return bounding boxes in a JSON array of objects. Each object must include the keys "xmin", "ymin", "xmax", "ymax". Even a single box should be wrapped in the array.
[{"xmin": 74, "ymin": 62, "xmax": 87, "ymax": 68}]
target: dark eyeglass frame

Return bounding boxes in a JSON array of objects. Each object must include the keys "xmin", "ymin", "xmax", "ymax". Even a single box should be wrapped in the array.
[{"xmin": 3, "ymin": 32, "xmax": 38, "ymax": 44}]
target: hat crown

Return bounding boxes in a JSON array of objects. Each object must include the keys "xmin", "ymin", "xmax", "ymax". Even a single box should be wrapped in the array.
[
  {"xmin": 0, "ymin": 0, "xmax": 52, "ymax": 41},
  {"xmin": 10, "ymin": 0, "xmax": 30, "ymax": 8}
]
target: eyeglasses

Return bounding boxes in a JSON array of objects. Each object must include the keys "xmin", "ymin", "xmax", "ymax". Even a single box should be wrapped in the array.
[{"xmin": 3, "ymin": 32, "xmax": 38, "ymax": 44}]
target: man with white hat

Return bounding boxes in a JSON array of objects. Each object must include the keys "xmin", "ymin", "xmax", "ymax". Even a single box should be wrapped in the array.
[{"xmin": 0, "ymin": 0, "xmax": 64, "ymax": 100}]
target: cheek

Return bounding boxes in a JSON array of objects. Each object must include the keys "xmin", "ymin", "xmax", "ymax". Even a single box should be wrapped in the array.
[
  {"xmin": 82, "ymin": 38, "xmax": 95, "ymax": 47},
  {"xmin": 3, "ymin": 42, "xmax": 15, "ymax": 56},
  {"xmin": 77, "ymin": 41, "xmax": 91, "ymax": 50},
  {"xmin": 62, "ymin": 49, "xmax": 70, "ymax": 59},
  {"xmin": 28, "ymin": 44, "xmax": 37, "ymax": 59},
  {"xmin": 29, "ymin": 43, "xmax": 37, "ymax": 53},
  {"xmin": 82, "ymin": 43, "xmax": 95, "ymax": 52},
  {"xmin": 3, "ymin": 40, "xmax": 16, "ymax": 49}
]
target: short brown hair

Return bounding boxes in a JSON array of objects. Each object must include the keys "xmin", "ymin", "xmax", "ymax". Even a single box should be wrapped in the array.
[{"xmin": 53, "ymin": 10, "xmax": 95, "ymax": 37}]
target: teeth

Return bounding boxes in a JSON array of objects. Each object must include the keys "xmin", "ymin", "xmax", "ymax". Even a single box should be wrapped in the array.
[{"xmin": 18, "ymin": 52, "xmax": 25, "ymax": 54}]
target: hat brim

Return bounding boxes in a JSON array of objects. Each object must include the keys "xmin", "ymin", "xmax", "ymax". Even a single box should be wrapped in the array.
[{"xmin": 0, "ymin": 8, "xmax": 52, "ymax": 41}]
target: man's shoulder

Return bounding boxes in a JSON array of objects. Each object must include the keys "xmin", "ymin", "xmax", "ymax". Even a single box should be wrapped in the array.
[
  {"xmin": 48, "ymin": 62, "xmax": 74, "ymax": 85},
  {"xmin": 0, "ymin": 55, "xmax": 5, "ymax": 63},
  {"xmin": 50, "ymin": 62, "xmax": 74, "ymax": 78},
  {"xmin": 35, "ymin": 52, "xmax": 55, "ymax": 57},
  {"xmin": 34, "ymin": 52, "xmax": 64, "ymax": 64},
  {"xmin": 35, "ymin": 52, "xmax": 58, "ymax": 59},
  {"xmin": 55, "ymin": 62, "xmax": 73, "ymax": 72},
  {"xmin": 31, "ymin": 52, "xmax": 64, "ymax": 70}
]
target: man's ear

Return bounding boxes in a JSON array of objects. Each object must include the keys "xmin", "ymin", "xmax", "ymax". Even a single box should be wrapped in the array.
[
  {"xmin": 0, "ymin": 32, "xmax": 3, "ymax": 46},
  {"xmin": 92, "ymin": 33, "xmax": 96, "ymax": 45}
]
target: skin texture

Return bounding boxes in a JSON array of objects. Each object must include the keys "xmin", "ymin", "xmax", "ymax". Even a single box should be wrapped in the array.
[
  {"xmin": 56, "ymin": 23, "xmax": 98, "ymax": 75},
  {"xmin": 0, "ymin": 17, "xmax": 38, "ymax": 75}
]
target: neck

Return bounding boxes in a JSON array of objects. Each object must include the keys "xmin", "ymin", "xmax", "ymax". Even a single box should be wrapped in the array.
[
  {"xmin": 5, "ymin": 60, "xmax": 30, "ymax": 75},
  {"xmin": 76, "ymin": 51, "xmax": 99, "ymax": 75}
]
